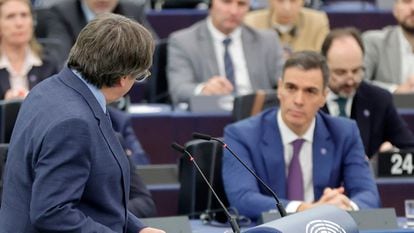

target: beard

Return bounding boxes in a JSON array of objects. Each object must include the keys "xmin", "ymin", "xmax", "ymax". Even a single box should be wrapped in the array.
[{"xmin": 399, "ymin": 17, "xmax": 414, "ymax": 35}]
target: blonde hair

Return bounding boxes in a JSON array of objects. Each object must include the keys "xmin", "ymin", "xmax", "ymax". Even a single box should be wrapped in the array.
[{"xmin": 0, "ymin": 0, "xmax": 43, "ymax": 57}]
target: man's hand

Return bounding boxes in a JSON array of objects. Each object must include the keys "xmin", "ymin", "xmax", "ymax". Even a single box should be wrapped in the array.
[
  {"xmin": 4, "ymin": 88, "xmax": 28, "ymax": 100},
  {"xmin": 201, "ymin": 76, "xmax": 234, "ymax": 95},
  {"xmin": 297, "ymin": 187, "xmax": 353, "ymax": 212},
  {"xmin": 139, "ymin": 227, "xmax": 166, "ymax": 233},
  {"xmin": 395, "ymin": 75, "xmax": 414, "ymax": 93}
]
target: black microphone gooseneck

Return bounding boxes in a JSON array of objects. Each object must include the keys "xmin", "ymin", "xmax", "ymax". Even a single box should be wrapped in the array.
[
  {"xmin": 171, "ymin": 143, "xmax": 241, "ymax": 233},
  {"xmin": 192, "ymin": 132, "xmax": 287, "ymax": 218}
]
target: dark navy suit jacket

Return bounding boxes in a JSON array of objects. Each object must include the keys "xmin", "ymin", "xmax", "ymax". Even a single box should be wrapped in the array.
[
  {"xmin": 0, "ymin": 56, "xmax": 58, "ymax": 99},
  {"xmin": 222, "ymin": 108, "xmax": 380, "ymax": 219},
  {"xmin": 322, "ymin": 81, "xmax": 414, "ymax": 158},
  {"xmin": 0, "ymin": 67, "xmax": 145, "ymax": 232},
  {"xmin": 47, "ymin": 0, "xmax": 155, "ymax": 64}
]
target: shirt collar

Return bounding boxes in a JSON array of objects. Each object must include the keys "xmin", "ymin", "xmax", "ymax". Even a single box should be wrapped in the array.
[
  {"xmin": 206, "ymin": 16, "xmax": 242, "ymax": 43},
  {"xmin": 71, "ymin": 69, "xmax": 107, "ymax": 113},
  {"xmin": 398, "ymin": 26, "xmax": 414, "ymax": 54},
  {"xmin": 80, "ymin": 0, "xmax": 96, "ymax": 22},
  {"xmin": 0, "ymin": 47, "xmax": 43, "ymax": 72},
  {"xmin": 277, "ymin": 109, "xmax": 315, "ymax": 145}
]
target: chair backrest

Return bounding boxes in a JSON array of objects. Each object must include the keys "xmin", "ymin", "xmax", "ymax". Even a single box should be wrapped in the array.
[
  {"xmin": 146, "ymin": 39, "xmax": 170, "ymax": 104},
  {"xmin": 232, "ymin": 90, "xmax": 279, "ymax": 121},
  {"xmin": 177, "ymin": 139, "xmax": 228, "ymax": 222},
  {"xmin": 34, "ymin": 7, "xmax": 52, "ymax": 38},
  {"xmin": 0, "ymin": 143, "xmax": 9, "ymax": 207},
  {"xmin": 393, "ymin": 94, "xmax": 414, "ymax": 109},
  {"xmin": 0, "ymin": 100, "xmax": 23, "ymax": 144}
]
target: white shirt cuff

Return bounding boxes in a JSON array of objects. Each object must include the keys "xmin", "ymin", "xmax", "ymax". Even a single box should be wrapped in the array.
[
  {"xmin": 350, "ymin": 201, "xmax": 359, "ymax": 211},
  {"xmin": 194, "ymin": 83, "xmax": 206, "ymax": 95},
  {"xmin": 285, "ymin": 201, "xmax": 303, "ymax": 213}
]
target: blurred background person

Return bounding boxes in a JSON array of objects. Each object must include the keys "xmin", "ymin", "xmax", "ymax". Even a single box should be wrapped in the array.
[
  {"xmin": 109, "ymin": 106, "xmax": 151, "ymax": 165},
  {"xmin": 46, "ymin": 0, "xmax": 156, "ymax": 66},
  {"xmin": 167, "ymin": 0, "xmax": 284, "ymax": 105},
  {"xmin": 321, "ymin": 27, "xmax": 414, "ymax": 158},
  {"xmin": 244, "ymin": 0, "xmax": 329, "ymax": 57},
  {"xmin": 363, "ymin": 0, "xmax": 414, "ymax": 93},
  {"xmin": 0, "ymin": 0, "xmax": 58, "ymax": 100}
]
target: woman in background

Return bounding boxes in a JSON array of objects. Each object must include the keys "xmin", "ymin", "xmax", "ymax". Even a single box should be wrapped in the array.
[{"xmin": 0, "ymin": 0, "xmax": 58, "ymax": 100}]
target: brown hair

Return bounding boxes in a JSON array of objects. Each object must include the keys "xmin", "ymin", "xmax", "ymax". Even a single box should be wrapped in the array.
[
  {"xmin": 321, "ymin": 27, "xmax": 365, "ymax": 57},
  {"xmin": 67, "ymin": 13, "xmax": 154, "ymax": 88},
  {"xmin": 283, "ymin": 51, "xmax": 330, "ymax": 88}
]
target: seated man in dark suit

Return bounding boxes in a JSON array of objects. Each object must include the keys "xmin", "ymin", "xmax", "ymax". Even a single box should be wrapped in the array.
[
  {"xmin": 320, "ymin": 27, "xmax": 414, "ymax": 158},
  {"xmin": 222, "ymin": 51, "xmax": 380, "ymax": 220},
  {"xmin": 109, "ymin": 106, "xmax": 150, "ymax": 165},
  {"xmin": 109, "ymin": 106, "xmax": 156, "ymax": 218},
  {"xmin": 46, "ymin": 0, "xmax": 155, "ymax": 66}
]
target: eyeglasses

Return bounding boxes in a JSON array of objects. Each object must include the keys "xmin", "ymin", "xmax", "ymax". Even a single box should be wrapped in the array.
[{"xmin": 135, "ymin": 70, "xmax": 151, "ymax": 82}]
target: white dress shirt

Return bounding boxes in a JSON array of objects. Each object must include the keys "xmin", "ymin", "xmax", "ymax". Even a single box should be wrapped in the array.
[
  {"xmin": 277, "ymin": 110, "xmax": 315, "ymax": 212},
  {"xmin": 194, "ymin": 17, "xmax": 252, "ymax": 95},
  {"xmin": 398, "ymin": 27, "xmax": 414, "ymax": 85},
  {"xmin": 326, "ymin": 91, "xmax": 354, "ymax": 118},
  {"xmin": 0, "ymin": 48, "xmax": 42, "ymax": 92},
  {"xmin": 276, "ymin": 110, "xmax": 358, "ymax": 212}
]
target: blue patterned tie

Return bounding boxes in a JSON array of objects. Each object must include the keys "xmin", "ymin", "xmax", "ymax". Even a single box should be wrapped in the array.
[
  {"xmin": 335, "ymin": 97, "xmax": 348, "ymax": 117},
  {"xmin": 287, "ymin": 138, "xmax": 305, "ymax": 200},
  {"xmin": 223, "ymin": 38, "xmax": 236, "ymax": 91}
]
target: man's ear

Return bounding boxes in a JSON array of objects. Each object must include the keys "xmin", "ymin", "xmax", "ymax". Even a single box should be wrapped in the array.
[
  {"xmin": 319, "ymin": 87, "xmax": 328, "ymax": 107},
  {"xmin": 117, "ymin": 76, "xmax": 129, "ymax": 87}
]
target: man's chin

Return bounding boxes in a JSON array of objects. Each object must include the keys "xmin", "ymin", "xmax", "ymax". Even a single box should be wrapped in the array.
[{"xmin": 400, "ymin": 22, "xmax": 414, "ymax": 35}]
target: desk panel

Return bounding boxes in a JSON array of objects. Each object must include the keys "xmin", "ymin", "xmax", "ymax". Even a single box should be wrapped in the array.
[
  {"xmin": 377, "ymin": 178, "xmax": 414, "ymax": 217},
  {"xmin": 131, "ymin": 110, "xmax": 233, "ymax": 164},
  {"xmin": 145, "ymin": 175, "xmax": 414, "ymax": 219},
  {"xmin": 131, "ymin": 108, "xmax": 414, "ymax": 164}
]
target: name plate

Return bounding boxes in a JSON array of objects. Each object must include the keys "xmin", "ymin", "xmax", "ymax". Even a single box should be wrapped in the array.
[{"xmin": 378, "ymin": 151, "xmax": 414, "ymax": 177}]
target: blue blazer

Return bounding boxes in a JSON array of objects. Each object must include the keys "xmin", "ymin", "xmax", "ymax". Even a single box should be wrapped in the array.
[
  {"xmin": 0, "ymin": 67, "xmax": 145, "ymax": 233},
  {"xmin": 222, "ymin": 108, "xmax": 380, "ymax": 219}
]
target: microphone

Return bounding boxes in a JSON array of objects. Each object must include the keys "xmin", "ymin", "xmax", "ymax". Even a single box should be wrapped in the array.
[
  {"xmin": 171, "ymin": 143, "xmax": 241, "ymax": 233},
  {"xmin": 192, "ymin": 132, "xmax": 287, "ymax": 218}
]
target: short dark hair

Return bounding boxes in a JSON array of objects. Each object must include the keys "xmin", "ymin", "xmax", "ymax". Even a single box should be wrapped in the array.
[
  {"xmin": 68, "ymin": 13, "xmax": 154, "ymax": 88},
  {"xmin": 282, "ymin": 51, "xmax": 330, "ymax": 88},
  {"xmin": 321, "ymin": 27, "xmax": 364, "ymax": 58}
]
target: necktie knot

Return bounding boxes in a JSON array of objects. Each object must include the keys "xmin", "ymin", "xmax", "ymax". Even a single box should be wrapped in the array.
[
  {"xmin": 291, "ymin": 138, "xmax": 305, "ymax": 152},
  {"xmin": 223, "ymin": 37, "xmax": 232, "ymax": 47}
]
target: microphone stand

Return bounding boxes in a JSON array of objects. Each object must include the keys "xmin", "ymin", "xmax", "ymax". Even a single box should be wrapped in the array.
[
  {"xmin": 171, "ymin": 143, "xmax": 241, "ymax": 233},
  {"xmin": 193, "ymin": 132, "xmax": 287, "ymax": 218}
]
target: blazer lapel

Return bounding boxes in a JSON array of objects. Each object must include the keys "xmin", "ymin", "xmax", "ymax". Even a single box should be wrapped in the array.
[
  {"xmin": 0, "ymin": 69, "xmax": 11, "ymax": 98},
  {"xmin": 27, "ymin": 67, "xmax": 43, "ymax": 89},
  {"xmin": 351, "ymin": 83, "xmax": 371, "ymax": 153},
  {"xmin": 241, "ymin": 27, "xmax": 260, "ymax": 89},
  {"xmin": 58, "ymin": 68, "xmax": 130, "ymax": 203},
  {"xmin": 198, "ymin": 21, "xmax": 220, "ymax": 78},
  {"xmin": 260, "ymin": 110, "xmax": 287, "ymax": 197},
  {"xmin": 312, "ymin": 113, "xmax": 334, "ymax": 199},
  {"xmin": 385, "ymin": 28, "xmax": 402, "ymax": 82}
]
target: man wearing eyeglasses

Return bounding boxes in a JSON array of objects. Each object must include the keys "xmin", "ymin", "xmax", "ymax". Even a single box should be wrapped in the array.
[{"xmin": 321, "ymin": 27, "xmax": 414, "ymax": 159}]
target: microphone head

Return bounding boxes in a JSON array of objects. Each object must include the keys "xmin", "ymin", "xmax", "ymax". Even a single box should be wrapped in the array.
[
  {"xmin": 192, "ymin": 132, "xmax": 212, "ymax": 140},
  {"xmin": 171, "ymin": 142, "xmax": 185, "ymax": 153}
]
